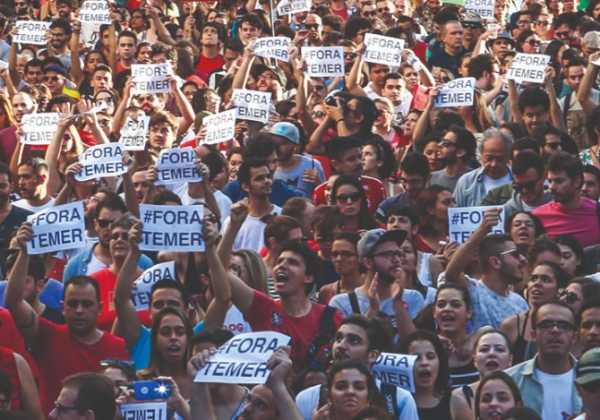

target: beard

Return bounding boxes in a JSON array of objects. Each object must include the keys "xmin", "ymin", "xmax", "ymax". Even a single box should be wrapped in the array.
[{"xmin": 499, "ymin": 260, "xmax": 522, "ymax": 285}]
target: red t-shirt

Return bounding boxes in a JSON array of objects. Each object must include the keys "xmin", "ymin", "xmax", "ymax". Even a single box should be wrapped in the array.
[
  {"xmin": 33, "ymin": 317, "xmax": 130, "ymax": 415},
  {"xmin": 0, "ymin": 347, "xmax": 21, "ymax": 411},
  {"xmin": 331, "ymin": 7, "xmax": 349, "ymax": 21},
  {"xmin": 195, "ymin": 53, "xmax": 225, "ymax": 82},
  {"xmin": 411, "ymin": 41, "xmax": 428, "ymax": 64},
  {"xmin": 312, "ymin": 175, "xmax": 387, "ymax": 216},
  {"xmin": 0, "ymin": 308, "xmax": 37, "ymax": 377},
  {"xmin": 245, "ymin": 291, "xmax": 343, "ymax": 371}
]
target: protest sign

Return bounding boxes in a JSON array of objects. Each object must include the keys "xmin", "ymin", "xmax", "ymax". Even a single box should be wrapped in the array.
[
  {"xmin": 434, "ymin": 77, "xmax": 476, "ymax": 108},
  {"xmin": 507, "ymin": 53, "xmax": 550, "ymax": 84},
  {"xmin": 276, "ymin": 0, "xmax": 311, "ymax": 15},
  {"xmin": 79, "ymin": 1, "xmax": 111, "ymax": 47},
  {"xmin": 27, "ymin": 202, "xmax": 86, "ymax": 255},
  {"xmin": 139, "ymin": 204, "xmax": 205, "ymax": 252},
  {"xmin": 131, "ymin": 63, "xmax": 171, "ymax": 94},
  {"xmin": 254, "ymin": 37, "xmax": 292, "ymax": 62},
  {"xmin": 155, "ymin": 147, "xmax": 202, "ymax": 185},
  {"xmin": 60, "ymin": 103, "xmax": 108, "ymax": 121},
  {"xmin": 202, "ymin": 109, "xmax": 236, "ymax": 145},
  {"xmin": 20, "ymin": 113, "xmax": 59, "ymax": 145},
  {"xmin": 119, "ymin": 116, "xmax": 150, "ymax": 151},
  {"xmin": 195, "ymin": 332, "xmax": 291, "ymax": 384},
  {"xmin": 362, "ymin": 34, "xmax": 404, "ymax": 67},
  {"xmin": 14, "ymin": 21, "xmax": 50, "ymax": 45},
  {"xmin": 75, "ymin": 143, "xmax": 128, "ymax": 181},
  {"xmin": 372, "ymin": 353, "xmax": 417, "ymax": 393},
  {"xmin": 0, "ymin": 61, "xmax": 8, "ymax": 69},
  {"xmin": 303, "ymin": 47, "xmax": 344, "ymax": 77},
  {"xmin": 121, "ymin": 402, "xmax": 167, "ymax": 420},
  {"xmin": 232, "ymin": 89, "xmax": 272, "ymax": 124},
  {"xmin": 442, "ymin": 0, "xmax": 465, "ymax": 5},
  {"xmin": 465, "ymin": 0, "xmax": 494, "ymax": 18},
  {"xmin": 130, "ymin": 262, "xmax": 177, "ymax": 311},
  {"xmin": 448, "ymin": 206, "xmax": 505, "ymax": 244}
]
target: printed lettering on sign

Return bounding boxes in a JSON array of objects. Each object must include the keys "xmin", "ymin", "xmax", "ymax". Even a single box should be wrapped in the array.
[
  {"xmin": 302, "ymin": 47, "xmax": 345, "ymax": 77},
  {"xmin": 232, "ymin": 89, "xmax": 272, "ymax": 124},
  {"xmin": 119, "ymin": 116, "xmax": 150, "ymax": 151},
  {"xmin": 14, "ymin": 21, "xmax": 50, "ymax": 45},
  {"xmin": 131, "ymin": 64, "xmax": 172, "ymax": 94},
  {"xmin": 202, "ymin": 109, "xmax": 237, "ymax": 145},
  {"xmin": 448, "ymin": 206, "xmax": 505, "ymax": 244},
  {"xmin": 121, "ymin": 402, "xmax": 167, "ymax": 420},
  {"xmin": 434, "ymin": 77, "xmax": 476, "ymax": 108},
  {"xmin": 139, "ymin": 204, "xmax": 205, "ymax": 252},
  {"xmin": 507, "ymin": 53, "xmax": 550, "ymax": 84},
  {"xmin": 155, "ymin": 147, "xmax": 202, "ymax": 185},
  {"xmin": 20, "ymin": 113, "xmax": 59, "ymax": 145},
  {"xmin": 27, "ymin": 202, "xmax": 86, "ymax": 255},
  {"xmin": 465, "ymin": 0, "xmax": 494, "ymax": 18},
  {"xmin": 130, "ymin": 261, "xmax": 177, "ymax": 311},
  {"xmin": 372, "ymin": 353, "xmax": 417, "ymax": 392},
  {"xmin": 254, "ymin": 37, "xmax": 292, "ymax": 62},
  {"xmin": 362, "ymin": 34, "xmax": 404, "ymax": 67},
  {"xmin": 75, "ymin": 143, "xmax": 128, "ymax": 181}
]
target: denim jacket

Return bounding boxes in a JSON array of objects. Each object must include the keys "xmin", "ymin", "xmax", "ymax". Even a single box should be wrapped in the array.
[{"xmin": 454, "ymin": 166, "xmax": 513, "ymax": 208}]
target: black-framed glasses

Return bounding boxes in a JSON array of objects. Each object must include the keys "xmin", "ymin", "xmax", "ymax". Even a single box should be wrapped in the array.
[
  {"xmin": 536, "ymin": 320, "xmax": 575, "ymax": 332},
  {"xmin": 44, "ymin": 75, "xmax": 63, "ymax": 82},
  {"xmin": 305, "ymin": 23, "xmax": 320, "ymax": 30},
  {"xmin": 525, "ymin": 39, "xmax": 541, "ymax": 46},
  {"xmin": 313, "ymin": 84, "xmax": 326, "ymax": 91},
  {"xmin": 344, "ymin": 52, "xmax": 357, "ymax": 59},
  {"xmin": 372, "ymin": 250, "xmax": 405, "ymax": 260},
  {"xmin": 462, "ymin": 22, "xmax": 482, "ymax": 29},
  {"xmin": 516, "ymin": 20, "xmax": 533, "ymax": 26},
  {"xmin": 110, "ymin": 232, "xmax": 128, "ymax": 241},
  {"xmin": 559, "ymin": 288, "xmax": 580, "ymax": 305},
  {"xmin": 362, "ymin": 10, "xmax": 377, "ymax": 16},
  {"xmin": 331, "ymin": 251, "xmax": 357, "ymax": 259},
  {"xmin": 54, "ymin": 402, "xmax": 81, "ymax": 415},
  {"xmin": 96, "ymin": 219, "xmax": 113, "ymax": 228},
  {"xmin": 536, "ymin": 21, "xmax": 551, "ymax": 26},
  {"xmin": 556, "ymin": 31, "xmax": 570, "ymax": 38},
  {"xmin": 439, "ymin": 139, "xmax": 456, "ymax": 148},
  {"xmin": 101, "ymin": 359, "xmax": 135, "ymax": 369},
  {"xmin": 497, "ymin": 248, "xmax": 520, "ymax": 258},
  {"xmin": 513, "ymin": 176, "xmax": 541, "ymax": 192},
  {"xmin": 335, "ymin": 192, "xmax": 361, "ymax": 203}
]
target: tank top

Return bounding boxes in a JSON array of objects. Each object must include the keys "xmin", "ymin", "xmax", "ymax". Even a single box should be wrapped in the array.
[
  {"xmin": 449, "ymin": 359, "xmax": 479, "ymax": 388},
  {"xmin": 417, "ymin": 390, "xmax": 453, "ymax": 420},
  {"xmin": 512, "ymin": 311, "xmax": 530, "ymax": 365}
]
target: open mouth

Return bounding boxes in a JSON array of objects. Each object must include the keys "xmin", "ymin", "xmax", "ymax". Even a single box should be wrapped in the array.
[
  {"xmin": 417, "ymin": 370, "xmax": 432, "ymax": 380},
  {"xmin": 275, "ymin": 272, "xmax": 289, "ymax": 285},
  {"xmin": 485, "ymin": 360, "xmax": 499, "ymax": 370}
]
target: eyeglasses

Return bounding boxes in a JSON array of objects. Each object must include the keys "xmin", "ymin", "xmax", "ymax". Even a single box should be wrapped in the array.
[
  {"xmin": 54, "ymin": 402, "xmax": 81, "ymax": 416},
  {"xmin": 101, "ymin": 359, "xmax": 135, "ymax": 369},
  {"xmin": 15, "ymin": 1, "xmax": 27, "ymax": 5},
  {"xmin": 362, "ymin": 10, "xmax": 377, "ymax": 16},
  {"xmin": 204, "ymin": 213, "xmax": 219, "ymax": 224},
  {"xmin": 335, "ymin": 192, "xmax": 361, "ymax": 203},
  {"xmin": 110, "ymin": 232, "xmax": 128, "ymax": 241},
  {"xmin": 43, "ymin": 75, "xmax": 63, "ymax": 82},
  {"xmin": 462, "ymin": 22, "xmax": 482, "ymax": 29},
  {"xmin": 516, "ymin": 20, "xmax": 533, "ymax": 26},
  {"xmin": 580, "ymin": 380, "xmax": 600, "ymax": 394},
  {"xmin": 305, "ymin": 23, "xmax": 320, "ymax": 30},
  {"xmin": 545, "ymin": 141, "xmax": 562, "ymax": 150},
  {"xmin": 229, "ymin": 263, "xmax": 243, "ymax": 277},
  {"xmin": 559, "ymin": 288, "xmax": 580, "ymax": 305},
  {"xmin": 512, "ymin": 176, "xmax": 541, "ymax": 192},
  {"xmin": 96, "ymin": 219, "xmax": 113, "ymax": 228},
  {"xmin": 313, "ymin": 84, "xmax": 326, "ymax": 91},
  {"xmin": 536, "ymin": 320, "xmax": 575, "ymax": 332},
  {"xmin": 556, "ymin": 31, "xmax": 571, "ymax": 38},
  {"xmin": 525, "ymin": 39, "xmax": 541, "ymax": 46},
  {"xmin": 310, "ymin": 110, "xmax": 326, "ymax": 118},
  {"xmin": 372, "ymin": 250, "xmax": 405, "ymax": 260},
  {"xmin": 497, "ymin": 247, "xmax": 521, "ymax": 258},
  {"xmin": 331, "ymin": 251, "xmax": 357, "ymax": 259},
  {"xmin": 536, "ymin": 21, "xmax": 551, "ymax": 26},
  {"xmin": 258, "ymin": 74, "xmax": 277, "ymax": 81},
  {"xmin": 439, "ymin": 139, "xmax": 456, "ymax": 148},
  {"xmin": 137, "ymin": 95, "xmax": 156, "ymax": 102},
  {"xmin": 344, "ymin": 52, "xmax": 357, "ymax": 59}
]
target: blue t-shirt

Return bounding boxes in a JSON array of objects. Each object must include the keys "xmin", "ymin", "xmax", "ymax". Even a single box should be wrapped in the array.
[
  {"xmin": 224, "ymin": 179, "xmax": 299, "ymax": 207},
  {"xmin": 0, "ymin": 279, "xmax": 64, "ymax": 310}
]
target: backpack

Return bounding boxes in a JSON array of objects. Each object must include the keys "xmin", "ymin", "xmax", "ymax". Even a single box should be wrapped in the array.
[
  {"xmin": 305, "ymin": 306, "xmax": 338, "ymax": 369},
  {"xmin": 348, "ymin": 292, "xmax": 397, "ymax": 337},
  {"xmin": 317, "ymin": 380, "xmax": 400, "ymax": 419}
]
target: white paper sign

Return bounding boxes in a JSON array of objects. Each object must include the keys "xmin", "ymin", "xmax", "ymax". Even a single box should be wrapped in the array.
[
  {"xmin": 434, "ymin": 77, "xmax": 476, "ymax": 108},
  {"xmin": 254, "ymin": 37, "xmax": 292, "ymax": 62},
  {"xmin": 79, "ymin": 1, "xmax": 111, "ymax": 47},
  {"xmin": 139, "ymin": 204, "xmax": 205, "ymax": 252},
  {"xmin": 119, "ymin": 116, "xmax": 150, "ymax": 151},
  {"xmin": 194, "ymin": 332, "xmax": 291, "ymax": 384},
  {"xmin": 303, "ymin": 46, "xmax": 344, "ymax": 77},
  {"xmin": 20, "ymin": 113, "xmax": 59, "ymax": 145},
  {"xmin": 155, "ymin": 147, "xmax": 202, "ymax": 185},
  {"xmin": 27, "ymin": 202, "xmax": 86, "ymax": 255},
  {"xmin": 121, "ymin": 402, "xmax": 167, "ymax": 420},
  {"xmin": 130, "ymin": 261, "xmax": 177, "ymax": 311},
  {"xmin": 61, "ymin": 103, "xmax": 108, "ymax": 121},
  {"xmin": 362, "ymin": 34, "xmax": 404, "ymax": 67},
  {"xmin": 0, "ymin": 61, "xmax": 8, "ymax": 69},
  {"xmin": 132, "ymin": 63, "xmax": 171, "ymax": 94},
  {"xmin": 372, "ymin": 353, "xmax": 417, "ymax": 393},
  {"xmin": 76, "ymin": 143, "xmax": 128, "ymax": 181},
  {"xmin": 277, "ymin": 0, "xmax": 311, "ymax": 15},
  {"xmin": 202, "ymin": 109, "xmax": 236, "ymax": 145},
  {"xmin": 465, "ymin": 0, "xmax": 494, "ymax": 18},
  {"xmin": 232, "ymin": 89, "xmax": 272, "ymax": 124},
  {"xmin": 507, "ymin": 53, "xmax": 550, "ymax": 84},
  {"xmin": 14, "ymin": 21, "xmax": 50, "ymax": 45},
  {"xmin": 448, "ymin": 206, "xmax": 505, "ymax": 244}
]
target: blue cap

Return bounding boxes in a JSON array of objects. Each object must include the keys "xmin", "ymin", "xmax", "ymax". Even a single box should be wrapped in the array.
[{"xmin": 270, "ymin": 122, "xmax": 300, "ymax": 144}]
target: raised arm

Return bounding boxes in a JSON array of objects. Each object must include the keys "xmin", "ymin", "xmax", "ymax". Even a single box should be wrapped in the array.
[
  {"xmin": 108, "ymin": 21, "xmax": 118, "ymax": 75},
  {"xmin": 111, "ymin": 220, "xmax": 144, "ymax": 349},
  {"xmin": 5, "ymin": 223, "xmax": 40, "ymax": 348},
  {"xmin": 111, "ymin": 77, "xmax": 135, "ymax": 139},
  {"xmin": 545, "ymin": 67, "xmax": 566, "ymax": 132},
  {"xmin": 232, "ymin": 42, "xmax": 257, "ymax": 91},
  {"xmin": 393, "ymin": 271, "xmax": 416, "ymax": 340},
  {"xmin": 507, "ymin": 77, "xmax": 521, "ymax": 123},
  {"xmin": 188, "ymin": 349, "xmax": 217, "ymax": 420},
  {"xmin": 8, "ymin": 27, "xmax": 22, "ymax": 88},
  {"xmin": 146, "ymin": 5, "xmax": 177, "ymax": 46},
  {"xmin": 188, "ymin": 161, "xmax": 221, "ymax": 221},
  {"xmin": 168, "ymin": 74, "xmax": 195, "ymax": 135},
  {"xmin": 267, "ymin": 347, "xmax": 305, "ymax": 420},
  {"xmin": 202, "ymin": 218, "xmax": 231, "ymax": 329},
  {"xmin": 292, "ymin": 51, "xmax": 317, "ymax": 137},
  {"xmin": 412, "ymin": 86, "xmax": 438, "ymax": 146},
  {"xmin": 402, "ymin": 49, "xmax": 434, "ymax": 87},
  {"xmin": 122, "ymin": 155, "xmax": 140, "ymax": 218},
  {"xmin": 346, "ymin": 44, "xmax": 368, "ymax": 97},
  {"xmin": 70, "ymin": 19, "xmax": 85, "ymax": 86},
  {"xmin": 578, "ymin": 52, "xmax": 600, "ymax": 116},
  {"xmin": 54, "ymin": 162, "xmax": 82, "ymax": 206},
  {"xmin": 45, "ymin": 103, "xmax": 76, "ymax": 197}
]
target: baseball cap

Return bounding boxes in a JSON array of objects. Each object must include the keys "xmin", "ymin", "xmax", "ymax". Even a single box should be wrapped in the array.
[
  {"xmin": 576, "ymin": 348, "xmax": 600, "ymax": 385},
  {"xmin": 583, "ymin": 31, "xmax": 600, "ymax": 50},
  {"xmin": 357, "ymin": 229, "xmax": 407, "ymax": 260},
  {"xmin": 487, "ymin": 30, "xmax": 516, "ymax": 49},
  {"xmin": 44, "ymin": 64, "xmax": 68, "ymax": 78},
  {"xmin": 462, "ymin": 12, "xmax": 483, "ymax": 26},
  {"xmin": 254, "ymin": 63, "xmax": 288, "ymax": 88},
  {"xmin": 270, "ymin": 122, "xmax": 300, "ymax": 144}
]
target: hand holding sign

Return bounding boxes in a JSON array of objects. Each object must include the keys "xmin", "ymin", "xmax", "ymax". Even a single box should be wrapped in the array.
[
  {"xmin": 188, "ymin": 347, "xmax": 216, "ymax": 381},
  {"xmin": 15, "ymin": 222, "xmax": 34, "ymax": 253},
  {"xmin": 266, "ymin": 346, "xmax": 293, "ymax": 387},
  {"xmin": 65, "ymin": 162, "xmax": 84, "ymax": 187},
  {"xmin": 203, "ymin": 216, "xmax": 218, "ymax": 249},
  {"xmin": 448, "ymin": 206, "xmax": 504, "ymax": 244},
  {"xmin": 128, "ymin": 221, "xmax": 143, "ymax": 252},
  {"xmin": 479, "ymin": 208, "xmax": 503, "ymax": 234}
]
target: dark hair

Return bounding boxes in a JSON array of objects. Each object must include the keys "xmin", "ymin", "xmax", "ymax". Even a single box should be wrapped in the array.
[
  {"xmin": 553, "ymin": 234, "xmax": 587, "ymax": 277},
  {"xmin": 586, "ymin": 109, "xmax": 600, "ymax": 147},
  {"xmin": 554, "ymin": 12, "xmax": 578, "ymax": 30},
  {"xmin": 518, "ymin": 87, "xmax": 550, "ymax": 114},
  {"xmin": 415, "ymin": 185, "xmax": 450, "ymax": 235},
  {"xmin": 527, "ymin": 237, "xmax": 561, "ymax": 266},
  {"xmin": 278, "ymin": 241, "xmax": 321, "ymax": 295},
  {"xmin": 150, "ymin": 279, "xmax": 190, "ymax": 308},
  {"xmin": 505, "ymin": 212, "xmax": 545, "ymax": 238},
  {"xmin": 583, "ymin": 164, "xmax": 600, "ymax": 186},
  {"xmin": 350, "ymin": 407, "xmax": 391, "ymax": 420},
  {"xmin": 264, "ymin": 216, "xmax": 303, "ymax": 250},
  {"xmin": 332, "ymin": 174, "xmax": 380, "ymax": 230},
  {"xmin": 479, "ymin": 234, "xmax": 514, "ymax": 273},
  {"xmin": 64, "ymin": 276, "xmax": 101, "ymax": 303},
  {"xmin": 224, "ymin": 36, "xmax": 244, "ymax": 54},
  {"xmin": 345, "ymin": 17, "xmax": 373, "ymax": 39},
  {"xmin": 516, "ymin": 30, "xmax": 537, "ymax": 52},
  {"xmin": 94, "ymin": 194, "xmax": 127, "ymax": 220},
  {"xmin": 511, "ymin": 137, "xmax": 541, "ymax": 157},
  {"xmin": 18, "ymin": 156, "xmax": 48, "ymax": 176},
  {"xmin": 531, "ymin": 300, "xmax": 576, "ymax": 328},
  {"xmin": 153, "ymin": 190, "xmax": 182, "ymax": 205},
  {"xmin": 399, "ymin": 330, "xmax": 450, "ymax": 397},
  {"xmin": 436, "ymin": 283, "xmax": 472, "ymax": 311},
  {"xmin": 191, "ymin": 327, "xmax": 234, "ymax": 347},
  {"xmin": 341, "ymin": 314, "xmax": 394, "ymax": 353},
  {"xmin": 237, "ymin": 157, "xmax": 270, "ymax": 190},
  {"xmin": 24, "ymin": 58, "xmax": 43, "ymax": 74},
  {"xmin": 547, "ymin": 151, "xmax": 583, "ymax": 187},
  {"xmin": 501, "ymin": 122, "xmax": 529, "ymax": 141},
  {"xmin": 364, "ymin": 137, "xmax": 396, "ymax": 179},
  {"xmin": 326, "ymin": 136, "xmax": 362, "ymax": 162},
  {"xmin": 6, "ymin": 252, "xmax": 45, "ymax": 283},
  {"xmin": 49, "ymin": 18, "xmax": 72, "ymax": 36},
  {"xmin": 433, "ymin": 9, "xmax": 460, "ymax": 25},
  {"xmin": 352, "ymin": 96, "xmax": 378, "ymax": 134},
  {"xmin": 150, "ymin": 42, "xmax": 176, "ymax": 62},
  {"xmin": 467, "ymin": 54, "xmax": 499, "ymax": 80},
  {"xmin": 100, "ymin": 360, "xmax": 136, "ymax": 382},
  {"xmin": 532, "ymin": 260, "xmax": 569, "ymax": 290},
  {"xmin": 62, "ymin": 373, "xmax": 116, "ymax": 420},
  {"xmin": 0, "ymin": 162, "xmax": 12, "ymax": 183},
  {"xmin": 512, "ymin": 151, "xmax": 544, "ymax": 177},
  {"xmin": 385, "ymin": 205, "xmax": 418, "ymax": 227},
  {"xmin": 311, "ymin": 205, "xmax": 344, "ymax": 233},
  {"xmin": 282, "ymin": 197, "xmax": 311, "ymax": 221},
  {"xmin": 475, "ymin": 371, "xmax": 523, "ymax": 419},
  {"xmin": 448, "ymin": 124, "xmax": 477, "ymax": 162},
  {"xmin": 239, "ymin": 14, "xmax": 264, "ymax": 31},
  {"xmin": 326, "ymin": 359, "xmax": 381, "ymax": 405},
  {"xmin": 474, "ymin": 329, "xmax": 513, "ymax": 356},
  {"xmin": 401, "ymin": 152, "xmax": 430, "ymax": 178},
  {"xmin": 291, "ymin": 366, "xmax": 327, "ymax": 395},
  {"xmin": 117, "ymin": 30, "xmax": 138, "ymax": 44},
  {"xmin": 0, "ymin": 368, "xmax": 12, "ymax": 400},
  {"xmin": 501, "ymin": 407, "xmax": 542, "ymax": 420},
  {"xmin": 244, "ymin": 133, "xmax": 280, "ymax": 159}
]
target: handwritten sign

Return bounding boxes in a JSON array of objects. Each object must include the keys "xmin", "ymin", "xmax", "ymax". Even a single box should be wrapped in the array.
[
  {"xmin": 448, "ymin": 206, "xmax": 505, "ymax": 244},
  {"xmin": 232, "ymin": 89, "xmax": 272, "ymax": 124},
  {"xmin": 303, "ymin": 46, "xmax": 344, "ymax": 77},
  {"xmin": 14, "ymin": 21, "xmax": 50, "ymax": 45},
  {"xmin": 119, "ymin": 116, "xmax": 150, "ymax": 151},
  {"xmin": 194, "ymin": 332, "xmax": 291, "ymax": 384},
  {"xmin": 20, "ymin": 113, "xmax": 59, "ymax": 145},
  {"xmin": 372, "ymin": 353, "xmax": 417, "ymax": 392},
  {"xmin": 155, "ymin": 147, "xmax": 202, "ymax": 185},
  {"xmin": 80, "ymin": 1, "xmax": 111, "ymax": 47},
  {"xmin": 363, "ymin": 34, "xmax": 404, "ymax": 67},
  {"xmin": 465, "ymin": 0, "xmax": 494, "ymax": 18},
  {"xmin": 507, "ymin": 53, "xmax": 550, "ymax": 84},
  {"xmin": 132, "ymin": 63, "xmax": 171, "ymax": 94},
  {"xmin": 121, "ymin": 402, "xmax": 167, "ymax": 420},
  {"xmin": 130, "ymin": 262, "xmax": 177, "ymax": 311},
  {"xmin": 434, "ymin": 77, "xmax": 476, "ymax": 108},
  {"xmin": 27, "ymin": 202, "xmax": 86, "ymax": 254},
  {"xmin": 254, "ymin": 37, "xmax": 292, "ymax": 62},
  {"xmin": 139, "ymin": 204, "xmax": 205, "ymax": 252},
  {"xmin": 202, "ymin": 109, "xmax": 236, "ymax": 145}
]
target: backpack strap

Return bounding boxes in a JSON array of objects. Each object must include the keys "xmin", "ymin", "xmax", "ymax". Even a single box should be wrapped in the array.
[
  {"xmin": 349, "ymin": 292, "xmax": 361, "ymax": 314},
  {"xmin": 320, "ymin": 305, "xmax": 336, "ymax": 334},
  {"xmin": 562, "ymin": 92, "xmax": 572, "ymax": 124},
  {"xmin": 318, "ymin": 385, "xmax": 327, "ymax": 409},
  {"xmin": 380, "ymin": 382, "xmax": 399, "ymax": 419}
]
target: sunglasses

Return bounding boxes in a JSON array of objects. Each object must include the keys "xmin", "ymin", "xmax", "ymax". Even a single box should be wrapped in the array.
[
  {"xmin": 336, "ymin": 192, "xmax": 361, "ymax": 203},
  {"xmin": 43, "ymin": 75, "xmax": 63, "ymax": 82},
  {"xmin": 525, "ymin": 40, "xmax": 541, "ymax": 46},
  {"xmin": 559, "ymin": 288, "xmax": 580, "ymax": 305},
  {"xmin": 313, "ymin": 85, "xmax": 326, "ymax": 91},
  {"xmin": 331, "ymin": 251, "xmax": 357, "ymax": 259},
  {"xmin": 497, "ymin": 247, "xmax": 521, "ymax": 258},
  {"xmin": 311, "ymin": 110, "xmax": 326, "ymax": 118},
  {"xmin": 110, "ymin": 232, "xmax": 129, "ymax": 241},
  {"xmin": 439, "ymin": 139, "xmax": 456, "ymax": 148},
  {"xmin": 96, "ymin": 219, "xmax": 113, "ymax": 228},
  {"xmin": 536, "ymin": 320, "xmax": 575, "ymax": 332},
  {"xmin": 305, "ymin": 23, "xmax": 320, "ymax": 30},
  {"xmin": 462, "ymin": 22, "xmax": 482, "ymax": 29},
  {"xmin": 344, "ymin": 52, "xmax": 357, "ymax": 59},
  {"xmin": 536, "ymin": 21, "xmax": 551, "ymax": 26},
  {"xmin": 556, "ymin": 31, "xmax": 570, "ymax": 38},
  {"xmin": 516, "ymin": 20, "xmax": 533, "ymax": 26},
  {"xmin": 512, "ymin": 177, "xmax": 540, "ymax": 192},
  {"xmin": 362, "ymin": 10, "xmax": 377, "ymax": 16}
]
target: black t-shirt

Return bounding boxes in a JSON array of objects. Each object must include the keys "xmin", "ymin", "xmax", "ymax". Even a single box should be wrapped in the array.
[{"xmin": 41, "ymin": 305, "xmax": 66, "ymax": 325}]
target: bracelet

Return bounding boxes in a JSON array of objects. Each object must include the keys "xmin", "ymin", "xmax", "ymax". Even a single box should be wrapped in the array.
[{"xmin": 336, "ymin": 119, "xmax": 344, "ymax": 124}]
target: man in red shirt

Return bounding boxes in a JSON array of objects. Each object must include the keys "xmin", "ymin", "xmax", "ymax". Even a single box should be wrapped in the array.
[
  {"xmin": 5, "ymin": 222, "xmax": 130, "ymax": 416},
  {"xmin": 196, "ymin": 22, "xmax": 226, "ymax": 82}
]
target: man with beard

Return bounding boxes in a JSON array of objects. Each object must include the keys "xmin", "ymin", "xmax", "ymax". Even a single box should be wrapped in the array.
[
  {"xmin": 533, "ymin": 152, "xmax": 600, "ymax": 248},
  {"xmin": 0, "ymin": 91, "xmax": 37, "ymax": 164},
  {"xmin": 14, "ymin": 157, "xmax": 55, "ymax": 213},
  {"xmin": 506, "ymin": 302, "xmax": 582, "ymax": 419},
  {"xmin": 6, "ymin": 223, "xmax": 129, "ymax": 416},
  {"xmin": 222, "ymin": 158, "xmax": 283, "ymax": 252},
  {"xmin": 45, "ymin": 19, "xmax": 73, "ymax": 72},
  {"xmin": 329, "ymin": 229, "xmax": 426, "ymax": 323},
  {"xmin": 304, "ymin": 14, "xmax": 324, "ymax": 46},
  {"xmin": 296, "ymin": 315, "xmax": 419, "ymax": 420},
  {"xmin": 503, "ymin": 152, "xmax": 552, "ymax": 217},
  {"xmin": 579, "ymin": 301, "xmax": 600, "ymax": 354},
  {"xmin": 376, "ymin": 0, "xmax": 396, "ymax": 29},
  {"xmin": 429, "ymin": 124, "xmax": 475, "ymax": 192},
  {"xmin": 582, "ymin": 165, "xmax": 600, "ymax": 202},
  {"xmin": 445, "ymin": 210, "xmax": 529, "ymax": 329},
  {"xmin": 252, "ymin": 64, "xmax": 287, "ymax": 104}
]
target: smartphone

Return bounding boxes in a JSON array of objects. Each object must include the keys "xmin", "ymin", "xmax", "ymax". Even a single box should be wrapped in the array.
[{"xmin": 131, "ymin": 380, "xmax": 171, "ymax": 400}]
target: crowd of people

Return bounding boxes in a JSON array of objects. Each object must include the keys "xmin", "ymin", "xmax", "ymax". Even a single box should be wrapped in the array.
[{"xmin": 2, "ymin": 0, "xmax": 600, "ymax": 419}]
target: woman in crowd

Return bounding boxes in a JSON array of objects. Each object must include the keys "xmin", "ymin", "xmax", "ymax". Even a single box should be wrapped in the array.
[
  {"xmin": 372, "ymin": 98, "xmax": 403, "ymax": 149},
  {"xmin": 459, "ymin": 91, "xmax": 495, "ymax": 135},
  {"xmin": 475, "ymin": 371, "xmax": 524, "ymax": 420},
  {"xmin": 94, "ymin": 89, "xmax": 119, "ymax": 116},
  {"xmin": 399, "ymin": 330, "xmax": 471, "ymax": 420},
  {"xmin": 553, "ymin": 234, "xmax": 588, "ymax": 278},
  {"xmin": 400, "ymin": 238, "xmax": 437, "ymax": 305},
  {"xmin": 560, "ymin": 277, "xmax": 600, "ymax": 315},
  {"xmin": 332, "ymin": 174, "xmax": 380, "ymax": 233},
  {"xmin": 414, "ymin": 186, "xmax": 456, "ymax": 254},
  {"xmin": 311, "ymin": 205, "xmax": 344, "ymax": 293},
  {"xmin": 100, "ymin": 359, "xmax": 136, "ymax": 396},
  {"xmin": 516, "ymin": 30, "xmax": 542, "ymax": 54},
  {"xmin": 361, "ymin": 137, "xmax": 398, "ymax": 196},
  {"xmin": 0, "ymin": 95, "xmax": 16, "ymax": 131},
  {"xmin": 422, "ymin": 137, "xmax": 444, "ymax": 173},
  {"xmin": 505, "ymin": 212, "xmax": 545, "ymax": 257}
]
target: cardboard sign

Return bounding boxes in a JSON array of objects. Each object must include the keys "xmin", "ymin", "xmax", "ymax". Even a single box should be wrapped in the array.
[
  {"xmin": 155, "ymin": 147, "xmax": 202, "ymax": 185},
  {"xmin": 232, "ymin": 89, "xmax": 272, "ymax": 124},
  {"xmin": 434, "ymin": 77, "xmax": 476, "ymax": 108},
  {"xmin": 372, "ymin": 353, "xmax": 417, "ymax": 393},
  {"xmin": 276, "ymin": 0, "xmax": 311, "ymax": 15},
  {"xmin": 194, "ymin": 332, "xmax": 291, "ymax": 384},
  {"xmin": 139, "ymin": 204, "xmax": 205, "ymax": 252},
  {"xmin": 507, "ymin": 53, "xmax": 550, "ymax": 84},
  {"xmin": 131, "ymin": 63, "xmax": 171, "ymax": 94},
  {"xmin": 302, "ymin": 47, "xmax": 344, "ymax": 77},
  {"xmin": 119, "ymin": 116, "xmax": 150, "ymax": 151},
  {"xmin": 27, "ymin": 202, "xmax": 86, "ymax": 254},
  {"xmin": 75, "ymin": 143, "xmax": 128, "ymax": 181},
  {"xmin": 202, "ymin": 109, "xmax": 236, "ymax": 145},
  {"xmin": 20, "ymin": 113, "xmax": 59, "ymax": 145},
  {"xmin": 14, "ymin": 21, "xmax": 50, "ymax": 45},
  {"xmin": 130, "ymin": 262, "xmax": 177, "ymax": 310},
  {"xmin": 448, "ymin": 206, "xmax": 505, "ymax": 244},
  {"xmin": 254, "ymin": 37, "xmax": 292, "ymax": 62},
  {"xmin": 362, "ymin": 34, "xmax": 404, "ymax": 67},
  {"xmin": 121, "ymin": 402, "xmax": 167, "ymax": 420},
  {"xmin": 79, "ymin": 1, "xmax": 111, "ymax": 47},
  {"xmin": 465, "ymin": 0, "xmax": 494, "ymax": 18}
]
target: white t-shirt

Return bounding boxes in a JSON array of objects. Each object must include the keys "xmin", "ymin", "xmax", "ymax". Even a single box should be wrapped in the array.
[
  {"xmin": 86, "ymin": 252, "xmax": 109, "ymax": 276},
  {"xmin": 482, "ymin": 172, "xmax": 512, "ymax": 195},
  {"xmin": 221, "ymin": 205, "xmax": 282, "ymax": 252},
  {"xmin": 536, "ymin": 367, "xmax": 575, "ymax": 420},
  {"xmin": 223, "ymin": 305, "xmax": 252, "ymax": 335},
  {"xmin": 12, "ymin": 197, "xmax": 56, "ymax": 213}
]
